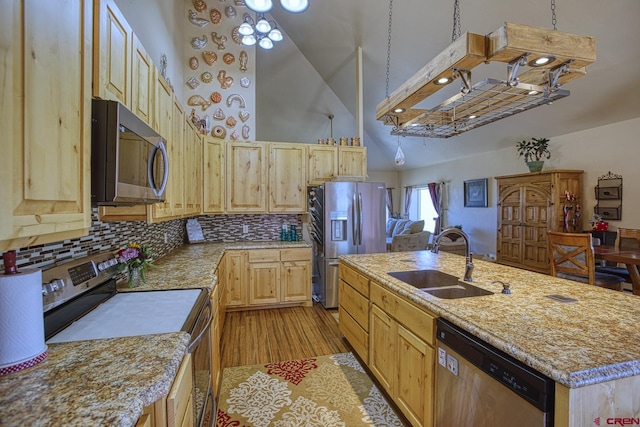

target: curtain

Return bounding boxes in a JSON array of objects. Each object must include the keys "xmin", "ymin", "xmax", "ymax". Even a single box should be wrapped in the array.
[
  {"xmin": 428, "ymin": 182, "xmax": 443, "ymax": 233},
  {"xmin": 404, "ymin": 186, "xmax": 413, "ymax": 219},
  {"xmin": 385, "ymin": 188, "xmax": 393, "ymax": 218}
]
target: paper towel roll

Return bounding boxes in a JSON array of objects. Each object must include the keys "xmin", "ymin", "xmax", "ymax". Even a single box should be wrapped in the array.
[{"xmin": 0, "ymin": 268, "xmax": 47, "ymax": 375}]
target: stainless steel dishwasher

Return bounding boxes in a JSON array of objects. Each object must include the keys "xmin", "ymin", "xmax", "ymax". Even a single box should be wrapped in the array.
[{"xmin": 435, "ymin": 318, "xmax": 555, "ymax": 427}]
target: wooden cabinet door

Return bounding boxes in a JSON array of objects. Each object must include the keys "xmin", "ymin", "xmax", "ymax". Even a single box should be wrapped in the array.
[
  {"xmin": 369, "ymin": 304, "xmax": 395, "ymax": 394},
  {"xmin": 497, "ymin": 185, "xmax": 523, "ymax": 266},
  {"xmin": 521, "ymin": 185, "xmax": 552, "ymax": 272},
  {"xmin": 338, "ymin": 146, "xmax": 367, "ymax": 179},
  {"xmin": 225, "ymin": 251, "xmax": 248, "ymax": 307},
  {"xmin": 268, "ymin": 143, "xmax": 306, "ymax": 213},
  {"xmin": 396, "ymin": 324, "xmax": 434, "ymax": 427},
  {"xmin": 170, "ymin": 100, "xmax": 185, "ymax": 217},
  {"xmin": 131, "ymin": 34, "xmax": 154, "ymax": 126},
  {"xmin": 226, "ymin": 142, "xmax": 267, "ymax": 213},
  {"xmin": 281, "ymin": 260, "xmax": 311, "ymax": 302},
  {"xmin": 0, "ymin": 0, "xmax": 92, "ymax": 251},
  {"xmin": 307, "ymin": 145, "xmax": 338, "ymax": 185},
  {"xmin": 154, "ymin": 74, "xmax": 173, "ymax": 138},
  {"xmin": 203, "ymin": 137, "xmax": 226, "ymax": 213},
  {"xmin": 93, "ymin": 0, "xmax": 132, "ymax": 107},
  {"xmin": 249, "ymin": 261, "xmax": 281, "ymax": 305},
  {"xmin": 167, "ymin": 353, "xmax": 193, "ymax": 427},
  {"xmin": 184, "ymin": 122, "xmax": 203, "ymax": 216}
]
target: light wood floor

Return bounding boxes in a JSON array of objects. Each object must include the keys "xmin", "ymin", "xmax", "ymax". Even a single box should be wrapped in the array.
[{"xmin": 219, "ymin": 303, "xmax": 349, "ymax": 369}]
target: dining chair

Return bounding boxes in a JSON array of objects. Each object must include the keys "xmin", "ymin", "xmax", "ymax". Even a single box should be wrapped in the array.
[
  {"xmin": 547, "ymin": 231, "xmax": 624, "ymax": 291},
  {"xmin": 595, "ymin": 227, "xmax": 640, "ymax": 283}
]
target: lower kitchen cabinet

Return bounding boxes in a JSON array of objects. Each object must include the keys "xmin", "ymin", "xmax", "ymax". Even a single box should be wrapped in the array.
[
  {"xmin": 338, "ymin": 263, "xmax": 370, "ymax": 364},
  {"xmin": 138, "ymin": 353, "xmax": 193, "ymax": 427},
  {"xmin": 225, "ymin": 248, "xmax": 311, "ymax": 309},
  {"xmin": 369, "ymin": 282, "xmax": 436, "ymax": 427}
]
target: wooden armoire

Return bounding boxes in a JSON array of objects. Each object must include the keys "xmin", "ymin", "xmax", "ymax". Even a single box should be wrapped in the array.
[{"xmin": 495, "ymin": 170, "xmax": 584, "ymax": 274}]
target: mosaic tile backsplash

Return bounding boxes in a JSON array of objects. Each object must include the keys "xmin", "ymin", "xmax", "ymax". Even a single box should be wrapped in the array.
[{"xmin": 1, "ymin": 210, "xmax": 303, "ymax": 272}]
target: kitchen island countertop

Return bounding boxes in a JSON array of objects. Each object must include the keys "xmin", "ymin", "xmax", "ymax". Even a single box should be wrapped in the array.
[{"xmin": 340, "ymin": 250, "xmax": 640, "ymax": 389}]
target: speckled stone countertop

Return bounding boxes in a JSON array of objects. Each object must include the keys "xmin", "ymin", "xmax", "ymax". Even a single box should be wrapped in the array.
[
  {"xmin": 0, "ymin": 333, "xmax": 189, "ymax": 427},
  {"xmin": 117, "ymin": 241, "xmax": 311, "ymax": 292},
  {"xmin": 0, "ymin": 241, "xmax": 309, "ymax": 426},
  {"xmin": 340, "ymin": 250, "xmax": 640, "ymax": 388}
]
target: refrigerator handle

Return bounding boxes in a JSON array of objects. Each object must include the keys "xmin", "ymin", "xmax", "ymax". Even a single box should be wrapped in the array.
[
  {"xmin": 358, "ymin": 192, "xmax": 364, "ymax": 245},
  {"xmin": 352, "ymin": 192, "xmax": 358, "ymax": 245}
]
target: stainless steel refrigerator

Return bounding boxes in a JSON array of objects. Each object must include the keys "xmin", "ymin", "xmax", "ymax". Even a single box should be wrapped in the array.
[{"xmin": 308, "ymin": 181, "xmax": 386, "ymax": 308}]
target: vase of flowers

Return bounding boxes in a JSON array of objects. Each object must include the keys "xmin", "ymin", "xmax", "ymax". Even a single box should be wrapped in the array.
[{"xmin": 117, "ymin": 243, "xmax": 155, "ymax": 287}]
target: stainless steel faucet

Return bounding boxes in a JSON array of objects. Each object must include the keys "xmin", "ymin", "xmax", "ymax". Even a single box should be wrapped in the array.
[{"xmin": 431, "ymin": 227, "xmax": 474, "ymax": 282}]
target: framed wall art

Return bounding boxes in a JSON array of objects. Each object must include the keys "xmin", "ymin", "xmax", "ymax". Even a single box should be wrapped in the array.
[{"xmin": 464, "ymin": 178, "xmax": 488, "ymax": 207}]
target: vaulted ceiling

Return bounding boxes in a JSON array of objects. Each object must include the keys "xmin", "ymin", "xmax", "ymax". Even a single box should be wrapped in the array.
[{"xmin": 256, "ymin": 0, "xmax": 640, "ymax": 170}]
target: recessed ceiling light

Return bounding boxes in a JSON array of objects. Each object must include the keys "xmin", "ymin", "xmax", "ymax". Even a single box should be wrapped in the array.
[
  {"xmin": 410, "ymin": 123, "xmax": 419, "ymax": 127},
  {"xmin": 528, "ymin": 90, "xmax": 541, "ymax": 95},
  {"xmin": 530, "ymin": 56, "xmax": 556, "ymax": 67},
  {"xmin": 434, "ymin": 77, "xmax": 451, "ymax": 85},
  {"xmin": 468, "ymin": 114, "xmax": 477, "ymax": 119},
  {"xmin": 393, "ymin": 108, "xmax": 405, "ymax": 113}
]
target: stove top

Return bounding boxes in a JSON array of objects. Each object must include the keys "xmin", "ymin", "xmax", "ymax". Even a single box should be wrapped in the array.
[{"xmin": 47, "ymin": 289, "xmax": 202, "ymax": 343}]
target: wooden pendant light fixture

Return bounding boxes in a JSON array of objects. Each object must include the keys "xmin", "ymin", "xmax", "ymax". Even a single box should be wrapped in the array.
[{"xmin": 376, "ymin": 22, "xmax": 596, "ymax": 138}]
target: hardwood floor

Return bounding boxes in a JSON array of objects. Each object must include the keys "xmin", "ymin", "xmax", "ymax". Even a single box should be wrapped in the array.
[{"xmin": 219, "ymin": 303, "xmax": 349, "ymax": 369}]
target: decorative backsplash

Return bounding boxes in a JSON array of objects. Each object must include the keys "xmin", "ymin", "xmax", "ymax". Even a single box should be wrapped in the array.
[{"xmin": 1, "ymin": 210, "xmax": 303, "ymax": 272}]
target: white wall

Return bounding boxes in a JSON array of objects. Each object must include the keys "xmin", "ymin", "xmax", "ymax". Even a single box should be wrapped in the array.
[{"xmin": 398, "ymin": 117, "xmax": 640, "ymax": 256}]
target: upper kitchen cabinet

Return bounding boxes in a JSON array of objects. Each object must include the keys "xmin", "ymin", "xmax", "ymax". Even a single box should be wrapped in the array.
[
  {"xmin": 184, "ymin": 121, "xmax": 203, "ymax": 216},
  {"xmin": 226, "ymin": 142, "xmax": 267, "ymax": 213},
  {"xmin": 153, "ymin": 73, "xmax": 173, "ymax": 138},
  {"xmin": 203, "ymin": 137, "xmax": 226, "ymax": 214},
  {"xmin": 268, "ymin": 143, "xmax": 307, "ymax": 213},
  {"xmin": 170, "ymin": 99, "xmax": 186, "ymax": 217},
  {"xmin": 93, "ymin": 0, "xmax": 132, "ymax": 107},
  {"xmin": 131, "ymin": 34, "xmax": 154, "ymax": 127},
  {"xmin": 338, "ymin": 146, "xmax": 367, "ymax": 180},
  {"xmin": 307, "ymin": 145, "xmax": 338, "ymax": 185},
  {"xmin": 0, "ymin": 0, "xmax": 92, "ymax": 250},
  {"xmin": 307, "ymin": 145, "xmax": 368, "ymax": 185}
]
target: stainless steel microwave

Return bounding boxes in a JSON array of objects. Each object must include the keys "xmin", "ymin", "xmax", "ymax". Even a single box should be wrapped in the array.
[{"xmin": 91, "ymin": 99, "xmax": 169, "ymax": 205}]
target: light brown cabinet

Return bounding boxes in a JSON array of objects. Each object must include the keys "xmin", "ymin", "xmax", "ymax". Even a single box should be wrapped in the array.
[
  {"xmin": 225, "ymin": 248, "xmax": 312, "ymax": 309},
  {"xmin": 496, "ymin": 170, "xmax": 583, "ymax": 274},
  {"xmin": 131, "ymin": 34, "xmax": 154, "ymax": 126},
  {"xmin": 169, "ymin": 100, "xmax": 186, "ymax": 217},
  {"xmin": 203, "ymin": 138, "xmax": 226, "ymax": 214},
  {"xmin": 268, "ymin": 143, "xmax": 307, "ymax": 213},
  {"xmin": 281, "ymin": 248, "xmax": 312, "ymax": 302},
  {"xmin": 338, "ymin": 263, "xmax": 370, "ymax": 364},
  {"xmin": 0, "ymin": 0, "xmax": 92, "ymax": 251},
  {"xmin": 369, "ymin": 282, "xmax": 436, "ymax": 427},
  {"xmin": 307, "ymin": 145, "xmax": 367, "ymax": 185},
  {"xmin": 226, "ymin": 142, "xmax": 268, "ymax": 213},
  {"xmin": 93, "ymin": 0, "xmax": 132, "ymax": 107},
  {"xmin": 184, "ymin": 122, "xmax": 203, "ymax": 216}
]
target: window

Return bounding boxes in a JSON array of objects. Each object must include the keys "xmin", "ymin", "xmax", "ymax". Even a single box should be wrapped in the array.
[{"xmin": 415, "ymin": 187, "xmax": 438, "ymax": 233}]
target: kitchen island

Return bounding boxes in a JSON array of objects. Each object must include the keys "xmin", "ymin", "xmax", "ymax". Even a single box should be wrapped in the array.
[{"xmin": 339, "ymin": 250, "xmax": 640, "ymax": 427}]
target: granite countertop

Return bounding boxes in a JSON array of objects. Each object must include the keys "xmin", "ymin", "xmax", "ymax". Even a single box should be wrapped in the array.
[
  {"xmin": 0, "ymin": 241, "xmax": 310, "ymax": 426},
  {"xmin": 0, "ymin": 333, "xmax": 189, "ymax": 427},
  {"xmin": 117, "ymin": 240, "xmax": 311, "ymax": 292},
  {"xmin": 340, "ymin": 250, "xmax": 640, "ymax": 388}
]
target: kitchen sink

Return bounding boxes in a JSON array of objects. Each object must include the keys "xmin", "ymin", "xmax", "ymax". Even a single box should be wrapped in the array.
[{"xmin": 387, "ymin": 270, "xmax": 494, "ymax": 299}]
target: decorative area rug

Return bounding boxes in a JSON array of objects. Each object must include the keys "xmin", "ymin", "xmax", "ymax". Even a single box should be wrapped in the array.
[{"xmin": 216, "ymin": 352, "xmax": 403, "ymax": 426}]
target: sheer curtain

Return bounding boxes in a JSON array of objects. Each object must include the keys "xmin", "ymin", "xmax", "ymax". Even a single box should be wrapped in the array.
[
  {"xmin": 385, "ymin": 188, "xmax": 393, "ymax": 218},
  {"xmin": 404, "ymin": 186, "xmax": 413, "ymax": 219},
  {"xmin": 428, "ymin": 182, "xmax": 443, "ymax": 233}
]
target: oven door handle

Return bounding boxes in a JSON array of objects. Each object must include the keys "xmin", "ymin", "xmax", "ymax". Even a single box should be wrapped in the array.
[{"xmin": 187, "ymin": 298, "xmax": 213, "ymax": 353}]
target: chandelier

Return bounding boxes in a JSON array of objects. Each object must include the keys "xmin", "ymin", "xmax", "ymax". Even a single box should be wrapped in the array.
[
  {"xmin": 240, "ymin": 0, "xmax": 309, "ymax": 49},
  {"xmin": 239, "ymin": 13, "xmax": 283, "ymax": 49}
]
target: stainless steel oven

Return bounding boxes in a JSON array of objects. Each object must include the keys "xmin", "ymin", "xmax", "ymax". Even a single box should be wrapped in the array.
[{"xmin": 43, "ymin": 252, "xmax": 214, "ymax": 427}]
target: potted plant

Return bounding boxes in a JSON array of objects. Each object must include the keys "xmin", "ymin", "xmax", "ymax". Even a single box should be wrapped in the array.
[{"xmin": 516, "ymin": 137, "xmax": 551, "ymax": 172}]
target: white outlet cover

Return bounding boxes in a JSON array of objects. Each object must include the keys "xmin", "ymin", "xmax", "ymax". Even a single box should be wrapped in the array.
[{"xmin": 438, "ymin": 347, "xmax": 447, "ymax": 367}]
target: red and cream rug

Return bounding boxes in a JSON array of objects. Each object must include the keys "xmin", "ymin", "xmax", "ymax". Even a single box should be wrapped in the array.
[{"xmin": 216, "ymin": 352, "xmax": 403, "ymax": 426}]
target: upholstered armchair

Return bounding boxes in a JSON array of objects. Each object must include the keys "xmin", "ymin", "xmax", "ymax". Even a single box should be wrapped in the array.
[{"xmin": 386, "ymin": 218, "xmax": 431, "ymax": 252}]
